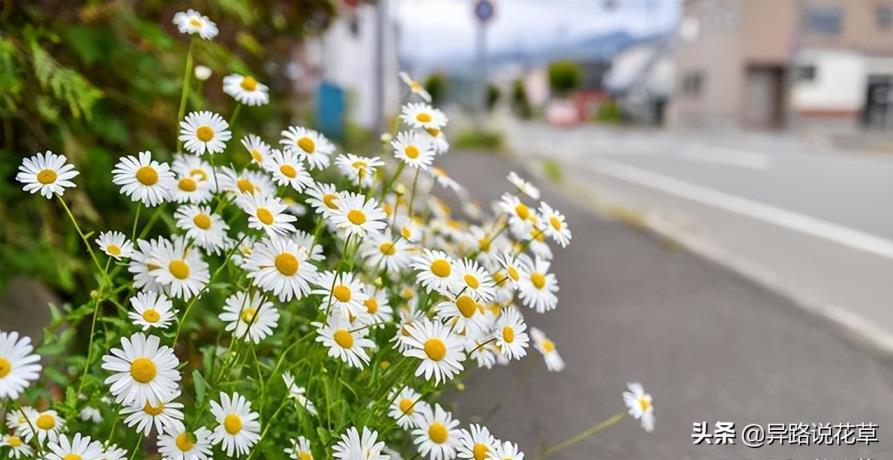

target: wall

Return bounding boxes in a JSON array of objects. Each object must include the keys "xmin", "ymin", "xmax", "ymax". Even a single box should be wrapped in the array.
[{"xmin": 791, "ymin": 49, "xmax": 865, "ymax": 114}]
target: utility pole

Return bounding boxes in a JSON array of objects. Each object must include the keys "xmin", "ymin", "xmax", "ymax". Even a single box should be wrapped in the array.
[
  {"xmin": 373, "ymin": 0, "xmax": 387, "ymax": 135},
  {"xmin": 473, "ymin": 0, "xmax": 494, "ymax": 129}
]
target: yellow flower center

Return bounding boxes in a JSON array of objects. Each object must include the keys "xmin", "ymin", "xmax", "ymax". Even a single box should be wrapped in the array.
[
  {"xmin": 169, "ymin": 260, "xmax": 190, "ymax": 280},
  {"xmin": 223, "ymin": 414, "xmax": 243, "ymax": 435},
  {"xmin": 189, "ymin": 18, "xmax": 202, "ymax": 27},
  {"xmin": 63, "ymin": 455, "xmax": 82, "ymax": 460},
  {"xmin": 479, "ymin": 238, "xmax": 491, "ymax": 251},
  {"xmin": 178, "ymin": 177, "xmax": 197, "ymax": 192},
  {"xmin": 130, "ymin": 357, "xmax": 157, "ymax": 383},
  {"xmin": 463, "ymin": 274, "xmax": 480, "ymax": 289},
  {"xmin": 279, "ymin": 164, "xmax": 298, "ymax": 178},
  {"xmin": 237, "ymin": 178, "xmax": 255, "ymax": 194},
  {"xmin": 530, "ymin": 272, "xmax": 546, "ymax": 290},
  {"xmin": 275, "ymin": 252, "xmax": 299, "ymax": 276},
  {"xmin": 502, "ymin": 326, "xmax": 515, "ymax": 344},
  {"xmin": 250, "ymin": 149, "xmax": 263, "ymax": 163},
  {"xmin": 256, "ymin": 208, "xmax": 274, "ymax": 225},
  {"xmin": 456, "ymin": 295, "xmax": 477, "ymax": 318},
  {"xmin": 240, "ymin": 307, "xmax": 258, "ymax": 323},
  {"xmin": 425, "ymin": 127, "xmax": 441, "ymax": 137},
  {"xmin": 416, "ymin": 112, "xmax": 432, "ymax": 123},
  {"xmin": 549, "ymin": 216, "xmax": 562, "ymax": 230},
  {"xmin": 428, "ymin": 422, "xmax": 448, "ymax": 444},
  {"xmin": 379, "ymin": 242, "xmax": 396, "ymax": 256},
  {"xmin": 473, "ymin": 443, "xmax": 490, "ymax": 460},
  {"xmin": 142, "ymin": 309, "xmax": 161, "ymax": 323},
  {"xmin": 430, "ymin": 259, "xmax": 451, "ymax": 278},
  {"xmin": 423, "ymin": 338, "xmax": 446, "ymax": 361},
  {"xmin": 240, "ymin": 76, "xmax": 258, "ymax": 91},
  {"xmin": 364, "ymin": 297, "xmax": 379, "ymax": 314},
  {"xmin": 176, "ymin": 432, "xmax": 195, "ymax": 452},
  {"xmin": 507, "ymin": 266, "xmax": 520, "ymax": 281},
  {"xmin": 136, "ymin": 166, "xmax": 159, "ymax": 186},
  {"xmin": 410, "ymin": 80, "xmax": 422, "ymax": 91},
  {"xmin": 347, "ymin": 209, "xmax": 366, "ymax": 225},
  {"xmin": 143, "ymin": 401, "xmax": 165, "ymax": 416},
  {"xmin": 6, "ymin": 436, "xmax": 22, "ymax": 448},
  {"xmin": 37, "ymin": 168, "xmax": 57, "ymax": 184},
  {"xmin": 0, "ymin": 358, "xmax": 11, "ymax": 378},
  {"xmin": 106, "ymin": 244, "xmax": 122, "ymax": 256},
  {"xmin": 399, "ymin": 398, "xmax": 414, "ymax": 415},
  {"xmin": 404, "ymin": 145, "xmax": 420, "ymax": 159},
  {"xmin": 333, "ymin": 329, "xmax": 354, "ymax": 348},
  {"xmin": 299, "ymin": 452, "xmax": 313, "ymax": 460},
  {"xmin": 190, "ymin": 168, "xmax": 208, "ymax": 181},
  {"xmin": 515, "ymin": 203, "xmax": 530, "ymax": 220},
  {"xmin": 639, "ymin": 397, "xmax": 651, "ymax": 412},
  {"xmin": 196, "ymin": 125, "xmax": 215, "ymax": 142},
  {"xmin": 333, "ymin": 285, "xmax": 352, "ymax": 302},
  {"xmin": 297, "ymin": 137, "xmax": 315, "ymax": 153},
  {"xmin": 542, "ymin": 339, "xmax": 556, "ymax": 352},
  {"xmin": 193, "ymin": 213, "xmax": 212, "ymax": 230},
  {"xmin": 35, "ymin": 414, "xmax": 55, "ymax": 430},
  {"xmin": 323, "ymin": 194, "xmax": 339, "ymax": 210}
]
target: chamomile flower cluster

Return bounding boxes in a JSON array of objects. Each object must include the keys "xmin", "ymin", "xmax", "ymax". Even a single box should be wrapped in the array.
[{"xmin": 2, "ymin": 8, "xmax": 655, "ymax": 460}]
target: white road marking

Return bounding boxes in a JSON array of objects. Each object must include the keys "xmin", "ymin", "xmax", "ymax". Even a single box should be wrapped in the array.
[
  {"xmin": 587, "ymin": 158, "xmax": 893, "ymax": 260},
  {"xmin": 680, "ymin": 144, "xmax": 772, "ymax": 170}
]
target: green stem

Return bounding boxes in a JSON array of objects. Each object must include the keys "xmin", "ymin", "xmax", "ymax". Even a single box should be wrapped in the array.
[
  {"xmin": 57, "ymin": 196, "xmax": 109, "ymax": 284},
  {"xmin": 128, "ymin": 434, "xmax": 143, "ymax": 460},
  {"xmin": 176, "ymin": 39, "xmax": 195, "ymax": 151},
  {"xmin": 228, "ymin": 103, "xmax": 242, "ymax": 126},
  {"xmin": 407, "ymin": 167, "xmax": 421, "ymax": 217},
  {"xmin": 537, "ymin": 411, "xmax": 628, "ymax": 459},
  {"xmin": 379, "ymin": 162, "xmax": 406, "ymax": 200},
  {"xmin": 131, "ymin": 203, "xmax": 142, "ymax": 242}
]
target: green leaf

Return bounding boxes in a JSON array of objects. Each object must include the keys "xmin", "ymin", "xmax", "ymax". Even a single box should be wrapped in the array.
[{"xmin": 193, "ymin": 369, "xmax": 209, "ymax": 404}]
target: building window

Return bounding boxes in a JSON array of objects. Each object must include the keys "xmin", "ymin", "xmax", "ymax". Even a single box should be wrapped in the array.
[
  {"xmin": 797, "ymin": 64, "xmax": 817, "ymax": 82},
  {"xmin": 802, "ymin": 6, "xmax": 843, "ymax": 35},
  {"xmin": 682, "ymin": 72, "xmax": 703, "ymax": 96},
  {"xmin": 876, "ymin": 5, "xmax": 893, "ymax": 29}
]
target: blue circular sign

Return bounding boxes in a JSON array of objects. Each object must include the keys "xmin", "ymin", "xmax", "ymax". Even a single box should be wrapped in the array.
[{"xmin": 474, "ymin": 0, "xmax": 495, "ymax": 23}]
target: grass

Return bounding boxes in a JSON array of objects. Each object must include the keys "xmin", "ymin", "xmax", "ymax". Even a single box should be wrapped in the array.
[{"xmin": 453, "ymin": 129, "xmax": 504, "ymax": 151}]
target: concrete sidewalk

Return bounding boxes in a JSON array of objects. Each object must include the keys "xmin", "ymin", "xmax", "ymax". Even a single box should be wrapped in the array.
[{"xmin": 442, "ymin": 151, "xmax": 893, "ymax": 459}]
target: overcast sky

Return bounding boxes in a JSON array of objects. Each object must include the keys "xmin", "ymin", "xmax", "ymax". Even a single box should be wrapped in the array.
[{"xmin": 394, "ymin": 0, "xmax": 681, "ymax": 67}]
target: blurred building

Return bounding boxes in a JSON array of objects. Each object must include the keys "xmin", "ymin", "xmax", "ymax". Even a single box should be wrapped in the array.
[
  {"xmin": 604, "ymin": 35, "xmax": 675, "ymax": 125},
  {"xmin": 670, "ymin": 0, "xmax": 893, "ymax": 131}
]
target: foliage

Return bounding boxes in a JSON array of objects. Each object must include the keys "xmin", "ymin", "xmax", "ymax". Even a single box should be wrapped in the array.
[
  {"xmin": 486, "ymin": 83, "xmax": 501, "ymax": 112},
  {"xmin": 423, "ymin": 73, "xmax": 446, "ymax": 106},
  {"xmin": 453, "ymin": 129, "xmax": 504, "ymax": 151},
  {"xmin": 510, "ymin": 79, "xmax": 533, "ymax": 119},
  {"xmin": 596, "ymin": 99, "xmax": 624, "ymax": 124},
  {"xmin": 547, "ymin": 60, "xmax": 581, "ymax": 96}
]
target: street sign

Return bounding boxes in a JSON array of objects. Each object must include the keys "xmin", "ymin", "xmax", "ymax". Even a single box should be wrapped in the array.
[{"xmin": 474, "ymin": 0, "xmax": 495, "ymax": 24}]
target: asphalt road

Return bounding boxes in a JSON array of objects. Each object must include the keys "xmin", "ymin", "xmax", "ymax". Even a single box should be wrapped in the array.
[{"xmin": 442, "ymin": 151, "xmax": 893, "ymax": 459}]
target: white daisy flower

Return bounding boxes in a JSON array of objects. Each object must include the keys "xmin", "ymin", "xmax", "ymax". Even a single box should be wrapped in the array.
[
  {"xmin": 357, "ymin": 287, "xmax": 393, "ymax": 326},
  {"xmin": 490, "ymin": 440, "xmax": 525, "ymax": 460},
  {"xmin": 400, "ymin": 72, "xmax": 432, "ymax": 101},
  {"xmin": 16, "ymin": 151, "xmax": 79, "ymax": 199},
  {"xmin": 244, "ymin": 238, "xmax": 317, "ymax": 302},
  {"xmin": 360, "ymin": 233, "xmax": 412, "ymax": 274},
  {"xmin": 79, "ymin": 406, "xmax": 102, "ymax": 423},
  {"xmin": 429, "ymin": 167, "xmax": 462, "ymax": 192},
  {"xmin": 128, "ymin": 237, "xmax": 167, "ymax": 293},
  {"xmin": 332, "ymin": 426, "xmax": 389, "ymax": 460},
  {"xmin": 5, "ymin": 407, "xmax": 30, "ymax": 433},
  {"xmin": 179, "ymin": 111, "xmax": 231, "ymax": 155},
  {"xmin": 305, "ymin": 182, "xmax": 341, "ymax": 217},
  {"xmin": 220, "ymin": 167, "xmax": 276, "ymax": 197},
  {"xmin": 330, "ymin": 192, "xmax": 388, "ymax": 239},
  {"xmin": 493, "ymin": 307, "xmax": 529, "ymax": 360},
  {"xmin": 282, "ymin": 372, "xmax": 318, "ymax": 416},
  {"xmin": 293, "ymin": 229, "xmax": 325, "ymax": 262},
  {"xmin": 457, "ymin": 424, "xmax": 496, "ymax": 460},
  {"xmin": 241, "ymin": 134, "xmax": 271, "ymax": 166},
  {"xmin": 210, "ymin": 392, "xmax": 261, "ymax": 457},
  {"xmin": 435, "ymin": 293, "xmax": 487, "ymax": 338},
  {"xmin": 223, "ymin": 74, "xmax": 269, "ymax": 106},
  {"xmin": 147, "ymin": 237, "xmax": 210, "ymax": 300},
  {"xmin": 507, "ymin": 171, "xmax": 540, "ymax": 200},
  {"xmin": 412, "ymin": 250, "xmax": 459, "ymax": 294},
  {"xmin": 392, "ymin": 131, "xmax": 435, "ymax": 169},
  {"xmin": 237, "ymin": 193, "xmax": 297, "ymax": 237},
  {"xmin": 172, "ymin": 9, "xmax": 218, "ymax": 40},
  {"xmin": 0, "ymin": 331, "xmax": 41, "ymax": 400},
  {"xmin": 537, "ymin": 202, "xmax": 571, "ymax": 247},
  {"xmin": 529, "ymin": 327, "xmax": 565, "ymax": 372},
  {"xmin": 101, "ymin": 332, "xmax": 181, "ymax": 406},
  {"xmin": 120, "ymin": 390, "xmax": 185, "ymax": 436},
  {"xmin": 112, "ymin": 151, "xmax": 174, "ymax": 207},
  {"xmin": 395, "ymin": 216, "xmax": 423, "ymax": 244},
  {"xmin": 284, "ymin": 436, "xmax": 314, "ymax": 460},
  {"xmin": 517, "ymin": 257, "xmax": 558, "ymax": 313},
  {"xmin": 497, "ymin": 193, "xmax": 535, "ymax": 234},
  {"xmin": 172, "ymin": 153, "xmax": 217, "ymax": 193},
  {"xmin": 388, "ymin": 387, "xmax": 424, "ymax": 429},
  {"xmin": 168, "ymin": 168, "xmax": 214, "ymax": 204},
  {"xmin": 0, "ymin": 434, "xmax": 32, "ymax": 459},
  {"xmin": 21, "ymin": 409, "xmax": 64, "ymax": 444},
  {"xmin": 313, "ymin": 315, "xmax": 374, "ymax": 369},
  {"xmin": 313, "ymin": 271, "xmax": 368, "ymax": 320},
  {"xmin": 127, "ymin": 291, "xmax": 176, "ymax": 331},
  {"xmin": 262, "ymin": 148, "xmax": 313, "ymax": 192},
  {"xmin": 455, "ymin": 258, "xmax": 496, "ymax": 302},
  {"xmin": 95, "ymin": 231, "xmax": 134, "ymax": 260},
  {"xmin": 400, "ymin": 103, "xmax": 448, "ymax": 130},
  {"xmin": 102, "ymin": 444, "xmax": 128, "ymax": 460},
  {"xmin": 623, "ymin": 382, "xmax": 655, "ymax": 432},
  {"xmin": 219, "ymin": 291, "xmax": 279, "ymax": 344},
  {"xmin": 158, "ymin": 423, "xmax": 214, "ymax": 460},
  {"xmin": 421, "ymin": 127, "xmax": 450, "ymax": 155},
  {"xmin": 412, "ymin": 404, "xmax": 461, "ymax": 460},
  {"xmin": 280, "ymin": 126, "xmax": 335, "ymax": 170},
  {"xmin": 44, "ymin": 432, "xmax": 103, "ymax": 460},
  {"xmin": 403, "ymin": 318, "xmax": 464, "ymax": 384},
  {"xmin": 335, "ymin": 153, "xmax": 384, "ymax": 187},
  {"xmin": 494, "ymin": 251, "xmax": 524, "ymax": 290},
  {"xmin": 174, "ymin": 205, "xmax": 229, "ymax": 254}
]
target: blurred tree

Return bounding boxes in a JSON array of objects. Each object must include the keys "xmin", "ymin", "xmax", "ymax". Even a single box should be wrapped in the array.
[
  {"xmin": 486, "ymin": 83, "xmax": 500, "ymax": 112},
  {"xmin": 510, "ymin": 79, "xmax": 533, "ymax": 119},
  {"xmin": 424, "ymin": 72, "xmax": 446, "ymax": 106},
  {"xmin": 0, "ymin": 1, "xmax": 338, "ymax": 295},
  {"xmin": 547, "ymin": 60, "xmax": 581, "ymax": 97}
]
